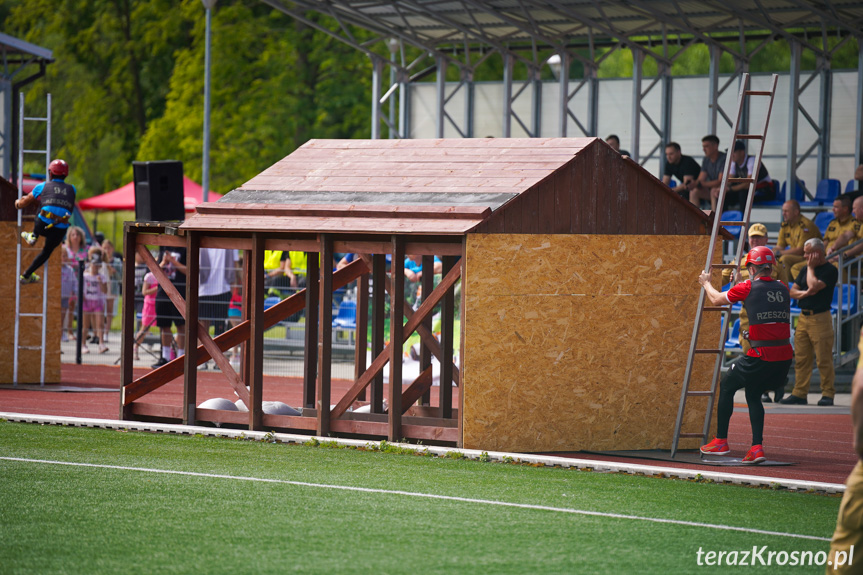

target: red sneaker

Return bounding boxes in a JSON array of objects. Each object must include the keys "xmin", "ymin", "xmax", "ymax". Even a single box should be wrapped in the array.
[
  {"xmin": 700, "ymin": 437, "xmax": 730, "ymax": 455},
  {"xmin": 742, "ymin": 444, "xmax": 766, "ymax": 464}
]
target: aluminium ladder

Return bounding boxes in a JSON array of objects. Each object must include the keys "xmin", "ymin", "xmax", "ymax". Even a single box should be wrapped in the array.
[
  {"xmin": 13, "ymin": 92, "xmax": 51, "ymax": 386},
  {"xmin": 670, "ymin": 74, "xmax": 779, "ymax": 457}
]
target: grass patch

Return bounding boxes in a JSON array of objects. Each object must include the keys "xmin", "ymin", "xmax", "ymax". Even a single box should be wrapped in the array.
[{"xmin": 0, "ymin": 422, "xmax": 840, "ymax": 574}]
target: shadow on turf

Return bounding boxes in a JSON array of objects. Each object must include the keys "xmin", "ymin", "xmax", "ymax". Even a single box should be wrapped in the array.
[{"xmin": 582, "ymin": 450, "xmax": 795, "ymax": 467}]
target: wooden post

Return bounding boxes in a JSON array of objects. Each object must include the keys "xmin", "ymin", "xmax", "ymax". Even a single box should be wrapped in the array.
[
  {"xmin": 248, "ymin": 233, "xmax": 265, "ymax": 430},
  {"xmin": 458, "ymin": 240, "xmax": 466, "ymax": 447},
  {"xmin": 389, "ymin": 236, "xmax": 405, "ymax": 440},
  {"xmin": 317, "ymin": 234, "xmax": 333, "ymax": 435},
  {"xmin": 355, "ymin": 271, "xmax": 369, "ymax": 401},
  {"xmin": 119, "ymin": 228, "xmax": 137, "ymax": 420},
  {"xmin": 419, "ymin": 255, "xmax": 434, "ymax": 406},
  {"xmin": 304, "ymin": 250, "xmax": 320, "ymax": 409},
  {"xmin": 183, "ymin": 231, "xmax": 200, "ymax": 425},
  {"xmin": 370, "ymin": 253, "xmax": 386, "ymax": 413},
  {"xmin": 440, "ymin": 255, "xmax": 457, "ymax": 419}
]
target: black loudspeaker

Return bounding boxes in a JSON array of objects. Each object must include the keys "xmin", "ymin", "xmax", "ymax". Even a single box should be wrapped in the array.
[{"xmin": 133, "ymin": 160, "xmax": 185, "ymax": 221}]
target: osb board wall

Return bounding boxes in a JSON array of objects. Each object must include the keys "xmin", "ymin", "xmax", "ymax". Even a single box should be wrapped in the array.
[
  {"xmin": 0, "ymin": 222, "xmax": 62, "ymax": 383},
  {"xmin": 462, "ymin": 233, "xmax": 722, "ymax": 453}
]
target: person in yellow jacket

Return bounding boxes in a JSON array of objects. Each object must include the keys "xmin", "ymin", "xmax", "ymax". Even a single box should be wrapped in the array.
[{"xmin": 776, "ymin": 200, "xmax": 822, "ymax": 284}]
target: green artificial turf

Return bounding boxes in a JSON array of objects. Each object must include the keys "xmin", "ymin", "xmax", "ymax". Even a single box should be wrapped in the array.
[{"xmin": 0, "ymin": 421, "xmax": 843, "ymax": 574}]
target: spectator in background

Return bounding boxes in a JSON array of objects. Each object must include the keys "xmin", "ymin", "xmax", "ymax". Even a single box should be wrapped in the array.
[
  {"xmin": 775, "ymin": 200, "xmax": 821, "ymax": 284},
  {"xmin": 80, "ymin": 245, "xmax": 109, "ymax": 355},
  {"xmin": 61, "ymin": 225, "xmax": 88, "ymax": 342},
  {"xmin": 824, "ymin": 195, "xmax": 858, "ymax": 257},
  {"xmin": 715, "ymin": 140, "xmax": 772, "ymax": 211},
  {"xmin": 855, "ymin": 163, "xmax": 863, "ymax": 184},
  {"xmin": 198, "ymin": 248, "xmax": 239, "ymax": 370},
  {"xmin": 151, "ymin": 246, "xmax": 187, "ymax": 369},
  {"xmin": 833, "ymin": 195, "xmax": 863, "ymax": 258},
  {"xmin": 99, "ymin": 239, "xmax": 123, "ymax": 344},
  {"xmin": 695, "ymin": 134, "xmax": 727, "ymax": 211},
  {"xmin": 780, "ymin": 238, "xmax": 838, "ymax": 407},
  {"xmin": 661, "ymin": 142, "xmax": 701, "ymax": 202},
  {"xmin": 133, "ymin": 250, "xmax": 149, "ymax": 336},
  {"xmin": 605, "ymin": 134, "xmax": 630, "ymax": 158},
  {"xmin": 132, "ymin": 267, "xmax": 158, "ymax": 361}
]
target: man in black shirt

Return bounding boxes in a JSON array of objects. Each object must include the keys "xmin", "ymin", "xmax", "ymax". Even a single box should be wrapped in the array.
[
  {"xmin": 152, "ymin": 246, "xmax": 188, "ymax": 368},
  {"xmin": 780, "ymin": 238, "xmax": 839, "ymax": 406},
  {"xmin": 662, "ymin": 142, "xmax": 701, "ymax": 201}
]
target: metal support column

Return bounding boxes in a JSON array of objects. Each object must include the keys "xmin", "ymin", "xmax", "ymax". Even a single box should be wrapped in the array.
[
  {"xmin": 371, "ymin": 56, "xmax": 382, "ymax": 140},
  {"xmin": 630, "ymin": 49, "xmax": 643, "ymax": 163},
  {"xmin": 707, "ymin": 45, "xmax": 721, "ymax": 135},
  {"xmin": 787, "ymin": 41, "xmax": 801, "ymax": 194},
  {"xmin": 502, "ymin": 53, "xmax": 513, "ymax": 137},
  {"xmin": 435, "ymin": 55, "xmax": 447, "ymax": 139},
  {"xmin": 659, "ymin": 62, "xmax": 673, "ymax": 176},
  {"xmin": 856, "ymin": 41, "xmax": 863, "ymax": 190},
  {"xmin": 558, "ymin": 52, "xmax": 569, "ymax": 137},
  {"xmin": 818, "ymin": 57, "xmax": 832, "ymax": 182},
  {"xmin": 531, "ymin": 65, "xmax": 542, "ymax": 138},
  {"xmin": 588, "ymin": 66, "xmax": 599, "ymax": 137},
  {"xmin": 464, "ymin": 69, "xmax": 475, "ymax": 138}
]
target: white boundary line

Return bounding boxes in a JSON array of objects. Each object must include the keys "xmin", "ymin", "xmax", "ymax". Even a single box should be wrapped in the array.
[
  {"xmin": 0, "ymin": 411, "xmax": 846, "ymax": 494},
  {"xmin": 0, "ymin": 455, "xmax": 831, "ymax": 542}
]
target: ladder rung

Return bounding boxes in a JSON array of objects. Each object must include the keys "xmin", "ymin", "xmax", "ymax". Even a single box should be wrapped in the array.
[
  {"xmin": 678, "ymin": 433, "xmax": 706, "ymax": 438},
  {"xmin": 720, "ymin": 221, "xmax": 746, "ymax": 226},
  {"xmin": 727, "ymin": 177, "xmax": 754, "ymax": 183},
  {"xmin": 711, "ymin": 263, "xmax": 738, "ymax": 269},
  {"xmin": 745, "ymin": 90, "xmax": 772, "ymax": 96},
  {"xmin": 22, "ymin": 149, "xmax": 49, "ymax": 154},
  {"xmin": 694, "ymin": 349, "xmax": 723, "ymax": 354},
  {"xmin": 686, "ymin": 391, "xmax": 714, "ymax": 397},
  {"xmin": 702, "ymin": 306, "xmax": 731, "ymax": 312},
  {"xmin": 19, "ymin": 313, "xmax": 44, "ymax": 317},
  {"xmin": 23, "ymin": 116, "xmax": 49, "ymax": 122},
  {"xmin": 17, "ymin": 345, "xmax": 42, "ymax": 351},
  {"xmin": 736, "ymin": 134, "xmax": 763, "ymax": 140}
]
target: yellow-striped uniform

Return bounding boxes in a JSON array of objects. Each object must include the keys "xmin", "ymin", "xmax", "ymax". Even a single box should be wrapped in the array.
[
  {"xmin": 824, "ymin": 216, "xmax": 859, "ymax": 251},
  {"xmin": 776, "ymin": 215, "xmax": 821, "ymax": 284}
]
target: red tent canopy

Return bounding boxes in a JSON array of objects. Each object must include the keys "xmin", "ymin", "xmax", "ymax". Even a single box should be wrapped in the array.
[{"xmin": 77, "ymin": 176, "xmax": 222, "ymax": 212}]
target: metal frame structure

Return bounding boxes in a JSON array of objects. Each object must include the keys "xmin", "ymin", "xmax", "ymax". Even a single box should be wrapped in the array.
[
  {"xmin": 0, "ymin": 32, "xmax": 53, "ymax": 181},
  {"xmin": 261, "ymin": 1, "xmax": 863, "ymax": 186}
]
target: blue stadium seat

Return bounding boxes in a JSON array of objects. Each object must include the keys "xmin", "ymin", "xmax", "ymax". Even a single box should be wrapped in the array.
[
  {"xmin": 667, "ymin": 179, "xmax": 677, "ymax": 188},
  {"xmin": 333, "ymin": 300, "xmax": 357, "ymax": 329},
  {"xmin": 264, "ymin": 296, "xmax": 281, "ymax": 310},
  {"xmin": 781, "ymin": 179, "xmax": 806, "ymax": 202},
  {"xmin": 720, "ymin": 210, "xmax": 743, "ymax": 239},
  {"xmin": 754, "ymin": 179, "xmax": 783, "ymax": 206},
  {"xmin": 848, "ymin": 180, "xmax": 860, "ymax": 193},
  {"xmin": 725, "ymin": 318, "xmax": 741, "ymax": 350},
  {"xmin": 813, "ymin": 211, "xmax": 834, "ymax": 236},
  {"xmin": 832, "ymin": 284, "xmax": 859, "ymax": 316},
  {"xmin": 800, "ymin": 179, "xmax": 840, "ymax": 207}
]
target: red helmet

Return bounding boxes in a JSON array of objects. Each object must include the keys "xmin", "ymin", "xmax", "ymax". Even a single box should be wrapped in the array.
[
  {"xmin": 745, "ymin": 245, "xmax": 775, "ymax": 266},
  {"xmin": 48, "ymin": 159, "xmax": 68, "ymax": 178}
]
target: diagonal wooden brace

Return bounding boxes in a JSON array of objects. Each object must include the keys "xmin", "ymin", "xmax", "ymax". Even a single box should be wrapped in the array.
[
  {"xmin": 330, "ymin": 262, "xmax": 462, "ymax": 419},
  {"xmin": 136, "ymin": 244, "xmax": 250, "ymax": 406},
  {"xmin": 400, "ymin": 366, "xmax": 434, "ymax": 414},
  {"xmin": 123, "ymin": 257, "xmax": 370, "ymax": 405}
]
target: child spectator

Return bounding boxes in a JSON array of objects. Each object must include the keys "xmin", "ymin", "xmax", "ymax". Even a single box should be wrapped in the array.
[
  {"xmin": 132, "ymin": 269, "xmax": 159, "ymax": 360},
  {"xmin": 80, "ymin": 245, "xmax": 108, "ymax": 354}
]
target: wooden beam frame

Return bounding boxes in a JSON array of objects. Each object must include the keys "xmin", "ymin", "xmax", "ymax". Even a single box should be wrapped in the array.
[{"xmin": 120, "ymin": 223, "xmax": 462, "ymax": 444}]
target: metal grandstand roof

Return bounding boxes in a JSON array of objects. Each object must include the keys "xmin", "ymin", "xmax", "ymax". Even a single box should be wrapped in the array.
[{"xmin": 265, "ymin": 0, "xmax": 863, "ymax": 63}]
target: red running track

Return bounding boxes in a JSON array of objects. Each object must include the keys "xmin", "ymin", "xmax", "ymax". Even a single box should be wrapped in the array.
[{"xmin": 0, "ymin": 364, "xmax": 855, "ymax": 486}]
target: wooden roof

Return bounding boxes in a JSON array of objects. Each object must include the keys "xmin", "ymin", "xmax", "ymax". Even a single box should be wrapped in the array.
[{"xmin": 181, "ymin": 137, "xmax": 715, "ymax": 237}]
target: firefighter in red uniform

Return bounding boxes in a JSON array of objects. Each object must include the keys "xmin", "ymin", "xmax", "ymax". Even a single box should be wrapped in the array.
[{"xmin": 696, "ymin": 246, "xmax": 793, "ymax": 464}]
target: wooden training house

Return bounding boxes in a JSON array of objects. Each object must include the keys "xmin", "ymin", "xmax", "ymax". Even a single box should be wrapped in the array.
[{"xmin": 120, "ymin": 138, "xmax": 721, "ymax": 452}]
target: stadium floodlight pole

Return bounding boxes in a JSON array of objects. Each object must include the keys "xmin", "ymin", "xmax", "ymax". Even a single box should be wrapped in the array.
[{"xmin": 201, "ymin": 0, "xmax": 218, "ymax": 203}]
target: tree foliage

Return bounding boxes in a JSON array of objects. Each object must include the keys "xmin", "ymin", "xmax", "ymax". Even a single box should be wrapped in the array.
[{"xmin": 4, "ymin": 0, "xmax": 374, "ymax": 197}]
